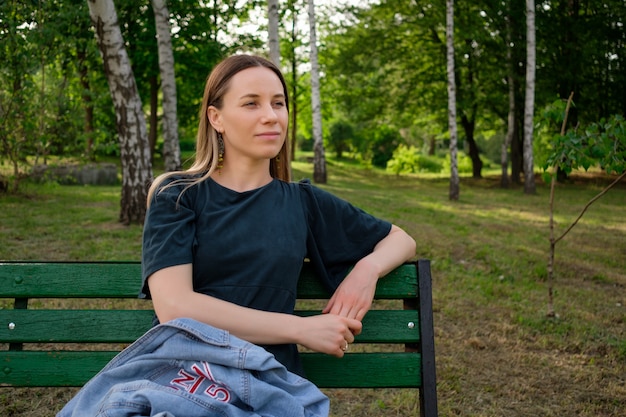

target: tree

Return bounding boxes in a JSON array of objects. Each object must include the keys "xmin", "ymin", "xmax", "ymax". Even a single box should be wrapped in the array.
[
  {"xmin": 542, "ymin": 95, "xmax": 626, "ymax": 317},
  {"xmin": 523, "ymin": 0, "xmax": 537, "ymax": 194},
  {"xmin": 307, "ymin": 0, "xmax": 326, "ymax": 183},
  {"xmin": 501, "ymin": 11, "xmax": 516, "ymax": 188},
  {"xmin": 87, "ymin": 0, "xmax": 153, "ymax": 224},
  {"xmin": 0, "ymin": 1, "xmax": 39, "ymax": 191},
  {"xmin": 446, "ymin": 0, "xmax": 460, "ymax": 200},
  {"xmin": 151, "ymin": 0, "xmax": 181, "ymax": 172},
  {"xmin": 268, "ymin": 0, "xmax": 281, "ymax": 67},
  {"xmin": 328, "ymin": 120, "xmax": 353, "ymax": 158},
  {"xmin": 285, "ymin": 0, "xmax": 305, "ymax": 162}
]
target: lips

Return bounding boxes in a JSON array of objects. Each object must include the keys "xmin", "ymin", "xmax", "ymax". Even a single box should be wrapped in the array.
[{"xmin": 256, "ymin": 132, "xmax": 282, "ymax": 140}]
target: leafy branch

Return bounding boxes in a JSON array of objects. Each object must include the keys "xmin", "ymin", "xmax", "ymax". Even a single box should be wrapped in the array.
[{"xmin": 544, "ymin": 93, "xmax": 626, "ymax": 317}]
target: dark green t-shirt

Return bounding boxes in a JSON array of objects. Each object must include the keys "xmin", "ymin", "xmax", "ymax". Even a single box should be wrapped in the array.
[{"xmin": 141, "ymin": 177, "xmax": 391, "ymax": 375}]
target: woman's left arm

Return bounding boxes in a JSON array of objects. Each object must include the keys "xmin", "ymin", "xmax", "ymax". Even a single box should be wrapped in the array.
[{"xmin": 322, "ymin": 224, "xmax": 416, "ymax": 321}]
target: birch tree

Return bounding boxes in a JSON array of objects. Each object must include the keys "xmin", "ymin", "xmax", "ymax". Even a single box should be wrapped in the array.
[
  {"xmin": 268, "ymin": 0, "xmax": 281, "ymax": 67},
  {"xmin": 307, "ymin": 0, "xmax": 326, "ymax": 183},
  {"xmin": 286, "ymin": 0, "xmax": 301, "ymax": 162},
  {"xmin": 87, "ymin": 0, "xmax": 153, "ymax": 224},
  {"xmin": 523, "ymin": 0, "xmax": 536, "ymax": 194},
  {"xmin": 446, "ymin": 0, "xmax": 459, "ymax": 200},
  {"xmin": 151, "ymin": 0, "xmax": 181, "ymax": 172},
  {"xmin": 501, "ymin": 12, "xmax": 515, "ymax": 188}
]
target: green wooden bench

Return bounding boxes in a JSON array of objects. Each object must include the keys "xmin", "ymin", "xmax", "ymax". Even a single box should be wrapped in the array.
[{"xmin": 0, "ymin": 260, "xmax": 437, "ymax": 416}]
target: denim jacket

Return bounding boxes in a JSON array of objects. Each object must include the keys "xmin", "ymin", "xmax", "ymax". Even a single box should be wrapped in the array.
[{"xmin": 57, "ymin": 318, "xmax": 329, "ymax": 417}]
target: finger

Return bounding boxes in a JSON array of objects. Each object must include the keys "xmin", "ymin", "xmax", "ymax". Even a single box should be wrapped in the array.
[
  {"xmin": 341, "ymin": 340, "xmax": 350, "ymax": 352},
  {"xmin": 345, "ymin": 319, "xmax": 362, "ymax": 339},
  {"xmin": 339, "ymin": 304, "xmax": 352, "ymax": 318},
  {"xmin": 334, "ymin": 344, "xmax": 345, "ymax": 358},
  {"xmin": 354, "ymin": 308, "xmax": 368, "ymax": 322},
  {"xmin": 322, "ymin": 298, "xmax": 334, "ymax": 314},
  {"xmin": 328, "ymin": 300, "xmax": 346, "ymax": 316}
]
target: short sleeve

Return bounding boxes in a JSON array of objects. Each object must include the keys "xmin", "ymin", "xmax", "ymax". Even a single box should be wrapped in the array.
[
  {"xmin": 298, "ymin": 180, "xmax": 392, "ymax": 291},
  {"xmin": 140, "ymin": 180, "xmax": 198, "ymax": 298}
]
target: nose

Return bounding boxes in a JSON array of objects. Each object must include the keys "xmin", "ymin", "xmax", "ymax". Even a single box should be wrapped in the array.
[{"xmin": 261, "ymin": 103, "xmax": 278, "ymax": 123}]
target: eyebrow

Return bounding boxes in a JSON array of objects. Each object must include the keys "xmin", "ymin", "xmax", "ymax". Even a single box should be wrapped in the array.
[{"xmin": 238, "ymin": 93, "xmax": 286, "ymax": 100}]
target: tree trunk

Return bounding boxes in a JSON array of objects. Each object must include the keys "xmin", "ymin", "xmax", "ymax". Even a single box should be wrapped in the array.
[
  {"xmin": 502, "ymin": 75, "xmax": 515, "ymax": 188},
  {"xmin": 290, "ymin": 55, "xmax": 298, "ymax": 162},
  {"xmin": 460, "ymin": 114, "xmax": 482, "ymax": 178},
  {"xmin": 523, "ymin": 0, "xmax": 537, "ymax": 194},
  {"xmin": 501, "ymin": 12, "xmax": 515, "ymax": 188},
  {"xmin": 152, "ymin": 0, "xmax": 181, "ymax": 172},
  {"xmin": 149, "ymin": 75, "xmax": 158, "ymax": 162},
  {"xmin": 510, "ymin": 109, "xmax": 523, "ymax": 184},
  {"xmin": 77, "ymin": 46, "xmax": 95, "ymax": 159},
  {"xmin": 268, "ymin": 0, "xmax": 280, "ymax": 67},
  {"xmin": 87, "ymin": 0, "xmax": 153, "ymax": 225},
  {"xmin": 446, "ymin": 0, "xmax": 459, "ymax": 200},
  {"xmin": 289, "ymin": 1, "xmax": 298, "ymax": 163},
  {"xmin": 307, "ymin": 0, "xmax": 326, "ymax": 184}
]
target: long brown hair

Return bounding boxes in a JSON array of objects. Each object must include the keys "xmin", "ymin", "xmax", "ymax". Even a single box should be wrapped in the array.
[{"xmin": 147, "ymin": 54, "xmax": 291, "ymax": 206}]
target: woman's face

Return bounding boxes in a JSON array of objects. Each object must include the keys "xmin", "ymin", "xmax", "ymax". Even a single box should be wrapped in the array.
[{"xmin": 208, "ymin": 66, "xmax": 288, "ymax": 167}]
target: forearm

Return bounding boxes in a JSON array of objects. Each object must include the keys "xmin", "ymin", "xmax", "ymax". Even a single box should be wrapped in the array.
[
  {"xmin": 180, "ymin": 293, "xmax": 304, "ymax": 344},
  {"xmin": 148, "ymin": 264, "xmax": 360, "ymax": 354},
  {"xmin": 149, "ymin": 265, "xmax": 301, "ymax": 345},
  {"xmin": 356, "ymin": 224, "xmax": 416, "ymax": 279},
  {"xmin": 322, "ymin": 225, "xmax": 416, "ymax": 320}
]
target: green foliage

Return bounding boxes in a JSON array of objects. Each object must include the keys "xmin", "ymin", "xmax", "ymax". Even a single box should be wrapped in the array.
[
  {"xmin": 476, "ymin": 132, "xmax": 505, "ymax": 166},
  {"xmin": 366, "ymin": 125, "xmax": 403, "ymax": 168},
  {"xmin": 386, "ymin": 145, "xmax": 444, "ymax": 174},
  {"xmin": 443, "ymin": 152, "xmax": 476, "ymax": 174},
  {"xmin": 327, "ymin": 120, "xmax": 354, "ymax": 158},
  {"xmin": 541, "ymin": 108, "xmax": 626, "ymax": 181},
  {"xmin": 386, "ymin": 145, "xmax": 489, "ymax": 175}
]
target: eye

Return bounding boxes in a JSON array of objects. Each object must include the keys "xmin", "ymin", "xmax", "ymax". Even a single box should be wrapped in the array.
[{"xmin": 273, "ymin": 100, "xmax": 286, "ymax": 108}]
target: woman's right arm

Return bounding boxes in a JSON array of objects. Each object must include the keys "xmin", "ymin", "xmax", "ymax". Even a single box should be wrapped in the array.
[{"xmin": 147, "ymin": 264, "xmax": 361, "ymax": 357}]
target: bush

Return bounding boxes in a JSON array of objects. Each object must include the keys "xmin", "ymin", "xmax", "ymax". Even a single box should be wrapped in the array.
[
  {"xmin": 386, "ymin": 145, "xmax": 444, "ymax": 174},
  {"xmin": 443, "ymin": 152, "xmax": 474, "ymax": 174},
  {"xmin": 369, "ymin": 125, "xmax": 402, "ymax": 168}
]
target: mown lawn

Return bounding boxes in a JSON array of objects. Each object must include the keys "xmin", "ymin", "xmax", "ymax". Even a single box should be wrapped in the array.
[{"xmin": 1, "ymin": 159, "xmax": 625, "ymax": 416}]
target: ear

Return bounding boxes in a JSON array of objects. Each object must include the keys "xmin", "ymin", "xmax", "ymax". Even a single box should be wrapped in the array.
[{"xmin": 207, "ymin": 106, "xmax": 223, "ymax": 132}]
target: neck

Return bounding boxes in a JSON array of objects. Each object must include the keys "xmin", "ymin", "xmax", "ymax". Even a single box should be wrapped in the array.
[{"xmin": 211, "ymin": 161, "xmax": 273, "ymax": 193}]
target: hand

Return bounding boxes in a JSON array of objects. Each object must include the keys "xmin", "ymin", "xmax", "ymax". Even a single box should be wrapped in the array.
[
  {"xmin": 297, "ymin": 314, "xmax": 362, "ymax": 357},
  {"xmin": 322, "ymin": 260, "xmax": 379, "ymax": 321}
]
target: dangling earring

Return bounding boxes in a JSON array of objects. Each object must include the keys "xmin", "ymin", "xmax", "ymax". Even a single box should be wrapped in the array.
[
  {"xmin": 274, "ymin": 154, "xmax": 281, "ymax": 173},
  {"xmin": 217, "ymin": 132, "xmax": 225, "ymax": 173}
]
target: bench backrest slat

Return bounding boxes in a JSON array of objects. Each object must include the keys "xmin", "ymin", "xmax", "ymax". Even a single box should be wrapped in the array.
[
  {"xmin": 0, "ymin": 309, "xmax": 418, "ymax": 344},
  {"xmin": 0, "ymin": 262, "xmax": 417, "ymax": 299}
]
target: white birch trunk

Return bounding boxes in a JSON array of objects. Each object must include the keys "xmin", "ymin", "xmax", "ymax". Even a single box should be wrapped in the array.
[
  {"xmin": 523, "ymin": 0, "xmax": 537, "ymax": 194},
  {"xmin": 152, "ymin": 0, "xmax": 181, "ymax": 172},
  {"xmin": 446, "ymin": 0, "xmax": 459, "ymax": 200},
  {"xmin": 308, "ymin": 0, "xmax": 326, "ymax": 184},
  {"xmin": 87, "ymin": 0, "xmax": 153, "ymax": 224},
  {"xmin": 268, "ymin": 0, "xmax": 281, "ymax": 67}
]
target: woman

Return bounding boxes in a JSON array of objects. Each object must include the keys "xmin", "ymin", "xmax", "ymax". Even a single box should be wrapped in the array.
[{"xmin": 141, "ymin": 54, "xmax": 416, "ymax": 377}]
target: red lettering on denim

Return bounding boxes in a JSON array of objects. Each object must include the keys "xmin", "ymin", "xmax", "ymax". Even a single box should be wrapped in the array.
[
  {"xmin": 169, "ymin": 361, "xmax": 231, "ymax": 402},
  {"xmin": 206, "ymin": 383, "xmax": 231, "ymax": 402},
  {"xmin": 171, "ymin": 370, "xmax": 195, "ymax": 391}
]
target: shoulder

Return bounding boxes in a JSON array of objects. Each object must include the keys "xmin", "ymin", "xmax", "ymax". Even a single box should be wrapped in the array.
[
  {"xmin": 149, "ymin": 173, "xmax": 206, "ymax": 208},
  {"xmin": 294, "ymin": 178, "xmax": 343, "ymax": 204}
]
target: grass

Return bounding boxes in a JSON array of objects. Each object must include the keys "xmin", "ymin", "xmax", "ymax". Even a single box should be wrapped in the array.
[{"xmin": 1, "ymin": 157, "xmax": 625, "ymax": 416}]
